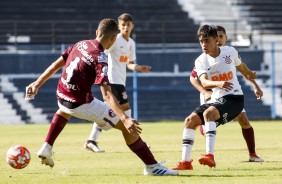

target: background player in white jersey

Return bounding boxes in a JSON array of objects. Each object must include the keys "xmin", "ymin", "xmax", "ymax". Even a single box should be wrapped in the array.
[
  {"xmin": 84, "ymin": 13, "xmax": 151, "ymax": 152},
  {"xmin": 190, "ymin": 26, "xmax": 264, "ymax": 162},
  {"xmin": 172, "ymin": 25, "xmax": 262, "ymax": 170}
]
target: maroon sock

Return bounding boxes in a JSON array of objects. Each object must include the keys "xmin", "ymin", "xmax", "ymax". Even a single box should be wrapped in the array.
[
  {"xmin": 128, "ymin": 137, "xmax": 157, "ymax": 165},
  {"xmin": 242, "ymin": 127, "xmax": 256, "ymax": 155},
  {"xmin": 45, "ymin": 114, "xmax": 68, "ymax": 146}
]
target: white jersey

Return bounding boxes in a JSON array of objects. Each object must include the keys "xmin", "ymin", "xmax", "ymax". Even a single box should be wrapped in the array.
[
  {"xmin": 195, "ymin": 46, "xmax": 243, "ymax": 100},
  {"xmin": 105, "ymin": 33, "xmax": 136, "ymax": 86}
]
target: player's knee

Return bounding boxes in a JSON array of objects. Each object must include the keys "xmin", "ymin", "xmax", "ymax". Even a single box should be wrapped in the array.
[
  {"xmin": 203, "ymin": 107, "xmax": 219, "ymax": 121},
  {"xmin": 184, "ymin": 113, "xmax": 201, "ymax": 128}
]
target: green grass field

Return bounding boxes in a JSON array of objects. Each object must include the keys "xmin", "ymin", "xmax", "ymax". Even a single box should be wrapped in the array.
[{"xmin": 0, "ymin": 120, "xmax": 281, "ymax": 184}]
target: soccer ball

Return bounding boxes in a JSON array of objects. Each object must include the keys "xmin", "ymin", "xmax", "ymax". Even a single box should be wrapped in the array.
[{"xmin": 6, "ymin": 145, "xmax": 31, "ymax": 169}]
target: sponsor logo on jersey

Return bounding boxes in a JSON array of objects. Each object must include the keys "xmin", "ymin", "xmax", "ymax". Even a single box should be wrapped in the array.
[
  {"xmin": 61, "ymin": 78, "xmax": 77, "ymax": 90},
  {"xmin": 211, "ymin": 71, "xmax": 233, "ymax": 81},
  {"xmin": 223, "ymin": 55, "xmax": 232, "ymax": 64},
  {"xmin": 76, "ymin": 41, "xmax": 94, "ymax": 64}
]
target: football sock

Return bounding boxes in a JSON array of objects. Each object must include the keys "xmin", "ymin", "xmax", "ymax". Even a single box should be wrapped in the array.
[
  {"xmin": 128, "ymin": 137, "xmax": 157, "ymax": 165},
  {"xmin": 205, "ymin": 121, "xmax": 217, "ymax": 155},
  {"xmin": 45, "ymin": 113, "xmax": 68, "ymax": 146},
  {"xmin": 88, "ymin": 123, "xmax": 102, "ymax": 141},
  {"xmin": 182, "ymin": 128, "xmax": 195, "ymax": 161},
  {"xmin": 242, "ymin": 127, "xmax": 256, "ymax": 154}
]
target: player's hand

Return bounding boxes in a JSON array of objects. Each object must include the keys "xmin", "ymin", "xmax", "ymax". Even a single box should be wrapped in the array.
[
  {"xmin": 139, "ymin": 65, "xmax": 151, "ymax": 73},
  {"xmin": 124, "ymin": 118, "xmax": 142, "ymax": 135},
  {"xmin": 218, "ymin": 81, "xmax": 233, "ymax": 91},
  {"xmin": 254, "ymin": 85, "xmax": 263, "ymax": 100},
  {"xmin": 25, "ymin": 82, "xmax": 39, "ymax": 100}
]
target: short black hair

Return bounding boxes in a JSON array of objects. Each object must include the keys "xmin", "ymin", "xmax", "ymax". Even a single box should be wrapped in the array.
[
  {"xmin": 215, "ymin": 25, "xmax": 226, "ymax": 34},
  {"xmin": 197, "ymin": 25, "xmax": 217, "ymax": 38}
]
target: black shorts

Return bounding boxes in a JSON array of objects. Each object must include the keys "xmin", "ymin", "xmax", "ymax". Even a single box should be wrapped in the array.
[
  {"xmin": 194, "ymin": 95, "xmax": 244, "ymax": 126},
  {"xmin": 110, "ymin": 84, "xmax": 129, "ymax": 105}
]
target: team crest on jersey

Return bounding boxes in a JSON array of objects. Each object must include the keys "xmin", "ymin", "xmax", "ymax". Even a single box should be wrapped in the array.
[
  {"xmin": 98, "ymin": 52, "xmax": 108, "ymax": 63},
  {"xmin": 223, "ymin": 55, "xmax": 232, "ymax": 64},
  {"xmin": 108, "ymin": 109, "xmax": 116, "ymax": 117}
]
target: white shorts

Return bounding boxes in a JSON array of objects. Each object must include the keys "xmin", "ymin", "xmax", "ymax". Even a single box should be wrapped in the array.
[{"xmin": 58, "ymin": 98, "xmax": 120, "ymax": 131}]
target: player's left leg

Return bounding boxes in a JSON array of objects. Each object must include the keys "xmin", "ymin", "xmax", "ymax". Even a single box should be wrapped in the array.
[
  {"xmin": 114, "ymin": 121, "xmax": 178, "ymax": 176},
  {"xmin": 237, "ymin": 111, "xmax": 264, "ymax": 162}
]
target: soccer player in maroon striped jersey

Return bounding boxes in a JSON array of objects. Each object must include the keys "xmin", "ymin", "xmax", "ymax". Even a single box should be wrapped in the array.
[{"xmin": 26, "ymin": 18, "xmax": 178, "ymax": 176}]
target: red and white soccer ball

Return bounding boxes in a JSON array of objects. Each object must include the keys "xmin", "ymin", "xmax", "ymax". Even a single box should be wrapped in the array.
[{"xmin": 6, "ymin": 145, "xmax": 31, "ymax": 169}]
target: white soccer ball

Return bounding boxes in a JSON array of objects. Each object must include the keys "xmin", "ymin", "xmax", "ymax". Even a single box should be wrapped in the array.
[{"xmin": 6, "ymin": 145, "xmax": 31, "ymax": 169}]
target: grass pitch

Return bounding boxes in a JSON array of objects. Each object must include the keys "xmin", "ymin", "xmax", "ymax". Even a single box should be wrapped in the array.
[{"xmin": 0, "ymin": 120, "xmax": 281, "ymax": 184}]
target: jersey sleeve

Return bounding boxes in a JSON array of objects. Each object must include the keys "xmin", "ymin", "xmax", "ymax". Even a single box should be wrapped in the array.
[
  {"xmin": 128, "ymin": 40, "xmax": 136, "ymax": 62},
  {"xmin": 190, "ymin": 67, "xmax": 198, "ymax": 78},
  {"xmin": 195, "ymin": 58, "xmax": 207, "ymax": 79},
  {"xmin": 94, "ymin": 52, "xmax": 110, "ymax": 85},
  {"xmin": 61, "ymin": 45, "xmax": 74, "ymax": 62},
  {"xmin": 234, "ymin": 48, "xmax": 242, "ymax": 66}
]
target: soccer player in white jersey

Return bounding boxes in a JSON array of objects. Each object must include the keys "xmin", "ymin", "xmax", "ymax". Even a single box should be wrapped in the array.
[
  {"xmin": 172, "ymin": 25, "xmax": 262, "ymax": 170},
  {"xmin": 84, "ymin": 13, "xmax": 151, "ymax": 152},
  {"xmin": 190, "ymin": 26, "xmax": 264, "ymax": 162}
]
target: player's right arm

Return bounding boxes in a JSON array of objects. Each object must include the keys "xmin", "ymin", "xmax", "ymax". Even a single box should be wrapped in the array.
[
  {"xmin": 100, "ymin": 84, "xmax": 142, "ymax": 135},
  {"xmin": 26, "ymin": 56, "xmax": 65, "ymax": 98},
  {"xmin": 190, "ymin": 75, "xmax": 212, "ymax": 101}
]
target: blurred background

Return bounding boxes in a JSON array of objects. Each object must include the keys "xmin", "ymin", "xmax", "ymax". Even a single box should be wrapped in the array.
[{"xmin": 0, "ymin": 0, "xmax": 281, "ymax": 124}]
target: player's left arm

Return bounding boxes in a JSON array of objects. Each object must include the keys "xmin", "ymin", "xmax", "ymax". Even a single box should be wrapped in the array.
[
  {"xmin": 236, "ymin": 62, "xmax": 256, "ymax": 80},
  {"xmin": 236, "ymin": 63, "xmax": 263, "ymax": 100},
  {"xmin": 127, "ymin": 61, "xmax": 151, "ymax": 73}
]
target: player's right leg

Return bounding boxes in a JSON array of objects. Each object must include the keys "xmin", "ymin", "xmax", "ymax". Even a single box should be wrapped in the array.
[
  {"xmin": 172, "ymin": 112, "xmax": 202, "ymax": 170},
  {"xmin": 37, "ymin": 110, "xmax": 71, "ymax": 168}
]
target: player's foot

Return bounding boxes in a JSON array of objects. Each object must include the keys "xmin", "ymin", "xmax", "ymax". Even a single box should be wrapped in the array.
[
  {"xmin": 37, "ymin": 142, "xmax": 54, "ymax": 168},
  {"xmin": 171, "ymin": 160, "xmax": 193, "ymax": 170},
  {"xmin": 84, "ymin": 140, "xmax": 105, "ymax": 152},
  {"xmin": 198, "ymin": 154, "xmax": 216, "ymax": 168},
  {"xmin": 249, "ymin": 153, "xmax": 264, "ymax": 162},
  {"xmin": 144, "ymin": 161, "xmax": 179, "ymax": 176},
  {"xmin": 199, "ymin": 125, "xmax": 206, "ymax": 136}
]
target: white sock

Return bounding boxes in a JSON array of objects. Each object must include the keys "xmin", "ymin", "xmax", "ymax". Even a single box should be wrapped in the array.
[
  {"xmin": 182, "ymin": 128, "xmax": 195, "ymax": 161},
  {"xmin": 205, "ymin": 121, "xmax": 217, "ymax": 155},
  {"xmin": 88, "ymin": 123, "xmax": 102, "ymax": 141},
  {"xmin": 124, "ymin": 109, "xmax": 132, "ymax": 117}
]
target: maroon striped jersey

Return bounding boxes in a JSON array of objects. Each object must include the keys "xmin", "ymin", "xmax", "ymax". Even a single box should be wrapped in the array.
[{"xmin": 57, "ymin": 39, "xmax": 110, "ymax": 104}]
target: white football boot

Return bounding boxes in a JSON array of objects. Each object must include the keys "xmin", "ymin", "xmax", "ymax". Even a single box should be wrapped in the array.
[
  {"xmin": 249, "ymin": 156, "xmax": 264, "ymax": 162},
  {"xmin": 144, "ymin": 161, "xmax": 179, "ymax": 176},
  {"xmin": 37, "ymin": 142, "xmax": 54, "ymax": 168},
  {"xmin": 84, "ymin": 140, "xmax": 105, "ymax": 153}
]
